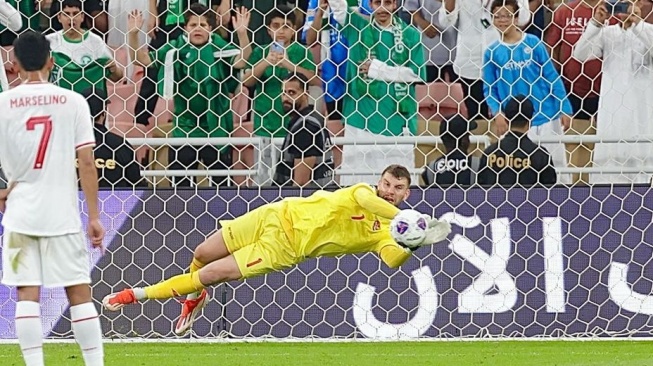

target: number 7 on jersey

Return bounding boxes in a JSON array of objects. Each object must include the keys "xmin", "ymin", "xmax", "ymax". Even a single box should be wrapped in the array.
[{"xmin": 26, "ymin": 116, "xmax": 53, "ymax": 169}]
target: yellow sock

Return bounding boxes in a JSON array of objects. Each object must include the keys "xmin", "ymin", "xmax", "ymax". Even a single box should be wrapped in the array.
[
  {"xmin": 190, "ymin": 258, "xmax": 205, "ymax": 273},
  {"xmin": 143, "ymin": 272, "xmax": 205, "ymax": 299}
]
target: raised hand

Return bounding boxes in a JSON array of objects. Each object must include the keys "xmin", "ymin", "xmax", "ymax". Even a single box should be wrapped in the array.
[
  {"xmin": 232, "ymin": 6, "xmax": 251, "ymax": 34},
  {"xmin": 128, "ymin": 9, "xmax": 145, "ymax": 34},
  {"xmin": 593, "ymin": 3, "xmax": 609, "ymax": 25}
]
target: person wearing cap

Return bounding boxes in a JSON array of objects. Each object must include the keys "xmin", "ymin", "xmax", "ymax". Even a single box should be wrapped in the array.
[
  {"xmin": 478, "ymin": 95, "xmax": 557, "ymax": 186},
  {"xmin": 80, "ymin": 87, "xmax": 144, "ymax": 188},
  {"xmin": 422, "ymin": 116, "xmax": 480, "ymax": 186}
]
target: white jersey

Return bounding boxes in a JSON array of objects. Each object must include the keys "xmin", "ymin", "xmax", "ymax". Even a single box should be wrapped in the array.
[
  {"xmin": 46, "ymin": 30, "xmax": 113, "ymax": 65},
  {"xmin": 0, "ymin": 82, "xmax": 95, "ymax": 236}
]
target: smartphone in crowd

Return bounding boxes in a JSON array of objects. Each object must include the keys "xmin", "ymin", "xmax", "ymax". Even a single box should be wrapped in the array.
[{"xmin": 606, "ymin": 1, "xmax": 630, "ymax": 15}]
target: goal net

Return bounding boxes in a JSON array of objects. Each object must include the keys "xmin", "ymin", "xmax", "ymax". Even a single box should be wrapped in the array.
[{"xmin": 0, "ymin": 0, "xmax": 652, "ymax": 341}]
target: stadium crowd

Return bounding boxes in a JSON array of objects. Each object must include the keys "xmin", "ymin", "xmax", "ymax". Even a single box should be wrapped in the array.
[{"xmin": 0, "ymin": 0, "xmax": 651, "ymax": 188}]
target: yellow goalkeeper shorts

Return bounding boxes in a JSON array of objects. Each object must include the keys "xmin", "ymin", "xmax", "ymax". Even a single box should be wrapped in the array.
[{"xmin": 220, "ymin": 202, "xmax": 300, "ymax": 279}]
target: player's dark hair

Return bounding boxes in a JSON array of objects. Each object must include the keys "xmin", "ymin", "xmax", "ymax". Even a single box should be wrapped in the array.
[
  {"xmin": 266, "ymin": 6, "xmax": 296, "ymax": 27},
  {"xmin": 13, "ymin": 31, "xmax": 51, "ymax": 72},
  {"xmin": 60, "ymin": 0, "xmax": 82, "ymax": 11},
  {"xmin": 490, "ymin": 0, "xmax": 519, "ymax": 13},
  {"xmin": 283, "ymin": 73, "xmax": 309, "ymax": 92},
  {"xmin": 382, "ymin": 164, "xmax": 412, "ymax": 185},
  {"xmin": 185, "ymin": 3, "xmax": 217, "ymax": 29}
]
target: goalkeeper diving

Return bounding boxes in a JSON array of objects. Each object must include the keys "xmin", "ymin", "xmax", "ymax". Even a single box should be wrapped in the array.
[{"xmin": 103, "ymin": 165, "xmax": 451, "ymax": 335}]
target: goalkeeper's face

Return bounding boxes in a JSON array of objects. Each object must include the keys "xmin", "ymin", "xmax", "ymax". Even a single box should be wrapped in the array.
[{"xmin": 377, "ymin": 173, "xmax": 410, "ymax": 207}]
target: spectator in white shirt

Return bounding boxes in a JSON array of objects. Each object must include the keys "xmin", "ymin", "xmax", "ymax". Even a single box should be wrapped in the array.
[
  {"xmin": 573, "ymin": 0, "xmax": 653, "ymax": 184},
  {"xmin": 439, "ymin": 0, "xmax": 530, "ymax": 121}
]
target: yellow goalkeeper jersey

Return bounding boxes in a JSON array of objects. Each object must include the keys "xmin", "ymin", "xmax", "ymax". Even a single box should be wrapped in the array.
[{"xmin": 278, "ymin": 183, "xmax": 412, "ymax": 268}]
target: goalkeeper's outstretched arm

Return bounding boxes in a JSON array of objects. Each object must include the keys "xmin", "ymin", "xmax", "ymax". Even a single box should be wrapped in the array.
[
  {"xmin": 352, "ymin": 185, "xmax": 400, "ymax": 220},
  {"xmin": 377, "ymin": 240, "xmax": 412, "ymax": 268}
]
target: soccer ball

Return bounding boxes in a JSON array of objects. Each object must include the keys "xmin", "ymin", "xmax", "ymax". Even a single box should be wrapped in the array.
[{"xmin": 390, "ymin": 209, "xmax": 428, "ymax": 248}]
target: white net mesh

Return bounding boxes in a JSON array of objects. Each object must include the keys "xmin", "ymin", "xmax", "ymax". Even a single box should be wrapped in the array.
[{"xmin": 0, "ymin": 0, "xmax": 652, "ymax": 341}]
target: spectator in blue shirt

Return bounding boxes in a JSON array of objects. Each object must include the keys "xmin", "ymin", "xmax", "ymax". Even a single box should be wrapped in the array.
[
  {"xmin": 483, "ymin": 0, "xmax": 572, "ymax": 183},
  {"xmin": 302, "ymin": 0, "xmax": 372, "ymax": 120}
]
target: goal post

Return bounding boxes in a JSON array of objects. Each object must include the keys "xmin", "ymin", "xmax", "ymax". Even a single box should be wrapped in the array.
[
  {"xmin": 1, "ymin": 0, "xmax": 653, "ymax": 343},
  {"xmin": 1, "ymin": 186, "xmax": 651, "ymax": 340}
]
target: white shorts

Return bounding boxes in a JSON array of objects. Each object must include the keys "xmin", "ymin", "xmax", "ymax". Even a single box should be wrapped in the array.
[
  {"xmin": 1, "ymin": 231, "xmax": 91, "ymax": 288},
  {"xmin": 340, "ymin": 125, "xmax": 416, "ymax": 186}
]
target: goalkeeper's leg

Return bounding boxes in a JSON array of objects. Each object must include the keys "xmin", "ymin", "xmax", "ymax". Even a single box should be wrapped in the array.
[
  {"xmin": 185, "ymin": 230, "xmax": 233, "ymax": 300},
  {"xmin": 102, "ymin": 254, "xmax": 243, "ymax": 311},
  {"xmin": 174, "ymin": 231, "xmax": 233, "ymax": 334}
]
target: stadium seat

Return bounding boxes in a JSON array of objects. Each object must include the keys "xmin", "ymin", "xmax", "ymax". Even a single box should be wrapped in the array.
[{"xmin": 416, "ymin": 82, "xmax": 468, "ymax": 121}]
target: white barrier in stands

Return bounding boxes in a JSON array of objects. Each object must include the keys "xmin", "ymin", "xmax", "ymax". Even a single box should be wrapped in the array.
[
  {"xmin": 126, "ymin": 135, "xmax": 653, "ymax": 147},
  {"xmin": 125, "ymin": 136, "xmax": 653, "ymax": 178}
]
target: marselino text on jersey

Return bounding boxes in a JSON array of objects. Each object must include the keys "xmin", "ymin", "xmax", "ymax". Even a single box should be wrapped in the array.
[{"xmin": 9, "ymin": 94, "xmax": 68, "ymax": 108}]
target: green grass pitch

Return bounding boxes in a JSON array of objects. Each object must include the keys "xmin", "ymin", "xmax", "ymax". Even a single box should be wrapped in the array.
[{"xmin": 0, "ymin": 341, "xmax": 651, "ymax": 365}]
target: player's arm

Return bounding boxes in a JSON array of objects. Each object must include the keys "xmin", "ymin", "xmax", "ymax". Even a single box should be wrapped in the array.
[
  {"xmin": 75, "ymin": 98, "xmax": 105, "ymax": 249},
  {"xmin": 78, "ymin": 146, "xmax": 99, "ymax": 219},
  {"xmin": 376, "ymin": 239, "xmax": 412, "ymax": 268},
  {"xmin": 352, "ymin": 184, "xmax": 400, "ymax": 220},
  {"xmin": 0, "ymin": 181, "xmax": 16, "ymax": 213}
]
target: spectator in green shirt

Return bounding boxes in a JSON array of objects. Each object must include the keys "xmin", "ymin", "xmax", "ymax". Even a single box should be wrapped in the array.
[
  {"xmin": 127, "ymin": 4, "xmax": 252, "ymax": 187},
  {"xmin": 242, "ymin": 6, "xmax": 317, "ymax": 186},
  {"xmin": 327, "ymin": 0, "xmax": 425, "ymax": 185}
]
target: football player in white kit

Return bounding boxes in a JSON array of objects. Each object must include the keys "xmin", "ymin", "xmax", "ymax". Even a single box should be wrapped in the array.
[{"xmin": 0, "ymin": 31, "xmax": 105, "ymax": 366}]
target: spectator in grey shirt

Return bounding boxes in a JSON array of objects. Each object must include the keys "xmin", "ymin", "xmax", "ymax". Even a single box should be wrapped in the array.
[{"xmin": 405, "ymin": 0, "xmax": 458, "ymax": 82}]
